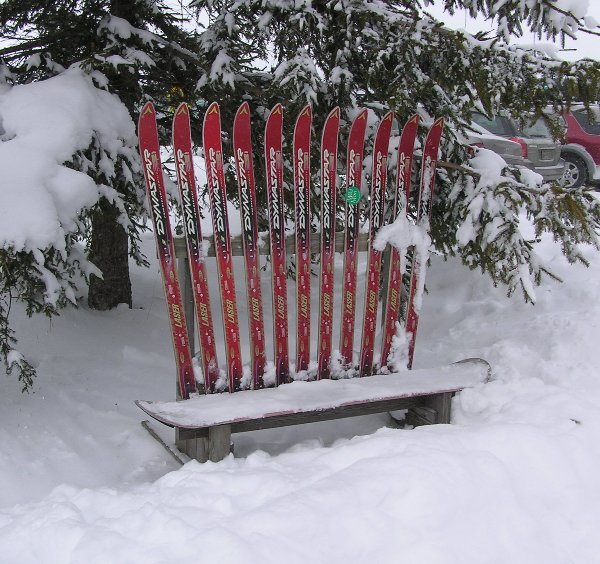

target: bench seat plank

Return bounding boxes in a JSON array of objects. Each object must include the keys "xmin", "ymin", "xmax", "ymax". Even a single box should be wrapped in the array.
[{"xmin": 137, "ymin": 358, "xmax": 489, "ymax": 432}]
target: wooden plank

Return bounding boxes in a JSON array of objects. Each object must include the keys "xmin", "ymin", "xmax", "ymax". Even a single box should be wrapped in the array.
[
  {"xmin": 405, "ymin": 392, "xmax": 453, "ymax": 426},
  {"xmin": 173, "ymin": 231, "xmax": 371, "ymax": 259},
  {"xmin": 405, "ymin": 406, "xmax": 438, "ymax": 426},
  {"xmin": 176, "ymin": 395, "xmax": 427, "ymax": 438},
  {"xmin": 424, "ymin": 391, "xmax": 453, "ymax": 424},
  {"xmin": 176, "ymin": 255, "xmax": 195, "ymax": 359},
  {"xmin": 137, "ymin": 359, "xmax": 490, "ymax": 431}
]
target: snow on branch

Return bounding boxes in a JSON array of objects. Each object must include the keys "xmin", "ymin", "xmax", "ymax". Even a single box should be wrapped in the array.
[
  {"xmin": 0, "ymin": 68, "xmax": 137, "ymax": 256},
  {"xmin": 443, "ymin": 146, "xmax": 600, "ymax": 302}
]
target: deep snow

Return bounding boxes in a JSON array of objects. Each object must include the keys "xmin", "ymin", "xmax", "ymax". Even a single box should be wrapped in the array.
[{"xmin": 1, "ymin": 231, "xmax": 600, "ymax": 563}]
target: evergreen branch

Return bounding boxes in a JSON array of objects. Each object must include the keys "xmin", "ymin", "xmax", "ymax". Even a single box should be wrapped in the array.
[
  {"xmin": 544, "ymin": 0, "xmax": 600, "ymax": 37},
  {"xmin": 438, "ymin": 159, "xmax": 481, "ymax": 179},
  {"xmin": 0, "ymin": 38, "xmax": 49, "ymax": 57}
]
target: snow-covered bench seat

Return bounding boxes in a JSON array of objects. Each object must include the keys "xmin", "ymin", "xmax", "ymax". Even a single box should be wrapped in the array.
[{"xmin": 137, "ymin": 358, "xmax": 490, "ymax": 462}]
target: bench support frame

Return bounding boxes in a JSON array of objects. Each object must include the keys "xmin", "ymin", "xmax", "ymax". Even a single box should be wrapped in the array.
[{"xmin": 173, "ymin": 391, "xmax": 454, "ymax": 463}]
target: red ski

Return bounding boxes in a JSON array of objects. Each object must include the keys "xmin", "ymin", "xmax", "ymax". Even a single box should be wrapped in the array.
[
  {"xmin": 172, "ymin": 103, "xmax": 220, "ymax": 393},
  {"xmin": 202, "ymin": 102, "xmax": 244, "ymax": 392},
  {"xmin": 293, "ymin": 105, "xmax": 312, "ymax": 374},
  {"xmin": 380, "ymin": 114, "xmax": 420, "ymax": 369},
  {"xmin": 138, "ymin": 102, "xmax": 196, "ymax": 399},
  {"xmin": 405, "ymin": 117, "xmax": 444, "ymax": 369},
  {"xmin": 317, "ymin": 107, "xmax": 341, "ymax": 379},
  {"xmin": 264, "ymin": 104, "xmax": 290, "ymax": 385},
  {"xmin": 359, "ymin": 111, "xmax": 394, "ymax": 376},
  {"xmin": 339, "ymin": 109, "xmax": 368, "ymax": 368},
  {"xmin": 233, "ymin": 102, "xmax": 267, "ymax": 388}
]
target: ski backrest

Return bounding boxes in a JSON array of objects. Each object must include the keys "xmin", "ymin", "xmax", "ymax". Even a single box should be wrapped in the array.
[{"xmin": 171, "ymin": 105, "xmax": 442, "ymax": 394}]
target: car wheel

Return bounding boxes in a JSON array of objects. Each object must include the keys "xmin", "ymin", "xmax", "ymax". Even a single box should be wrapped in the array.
[{"xmin": 559, "ymin": 154, "xmax": 588, "ymax": 189}]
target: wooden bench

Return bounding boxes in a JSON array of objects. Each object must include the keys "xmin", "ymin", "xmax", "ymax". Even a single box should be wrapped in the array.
[
  {"xmin": 137, "ymin": 101, "xmax": 491, "ymax": 463},
  {"xmin": 138, "ymin": 358, "xmax": 490, "ymax": 462}
]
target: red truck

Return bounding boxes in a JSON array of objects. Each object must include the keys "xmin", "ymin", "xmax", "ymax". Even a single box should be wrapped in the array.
[{"xmin": 559, "ymin": 106, "xmax": 600, "ymax": 189}]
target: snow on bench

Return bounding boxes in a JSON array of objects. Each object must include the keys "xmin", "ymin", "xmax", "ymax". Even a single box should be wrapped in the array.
[{"xmin": 138, "ymin": 359, "xmax": 489, "ymax": 431}]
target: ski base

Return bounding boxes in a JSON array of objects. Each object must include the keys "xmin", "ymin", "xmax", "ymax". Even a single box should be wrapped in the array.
[{"xmin": 141, "ymin": 420, "xmax": 188, "ymax": 465}]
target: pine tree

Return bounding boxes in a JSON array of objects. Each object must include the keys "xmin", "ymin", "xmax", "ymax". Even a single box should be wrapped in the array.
[
  {"xmin": 0, "ymin": 0, "xmax": 207, "ymax": 387},
  {"xmin": 189, "ymin": 0, "xmax": 600, "ymax": 302},
  {"xmin": 2, "ymin": 0, "xmax": 600, "ymax": 389}
]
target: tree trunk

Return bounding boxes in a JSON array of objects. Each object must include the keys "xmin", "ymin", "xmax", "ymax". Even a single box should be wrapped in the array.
[
  {"xmin": 87, "ymin": 0, "xmax": 140, "ymax": 312},
  {"xmin": 87, "ymin": 200, "xmax": 132, "ymax": 310}
]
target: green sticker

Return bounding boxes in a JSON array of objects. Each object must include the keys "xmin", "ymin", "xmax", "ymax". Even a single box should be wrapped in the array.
[{"xmin": 345, "ymin": 185, "xmax": 361, "ymax": 205}]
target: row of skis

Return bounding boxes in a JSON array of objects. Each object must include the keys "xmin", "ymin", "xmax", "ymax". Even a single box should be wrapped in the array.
[{"xmin": 138, "ymin": 101, "xmax": 443, "ymax": 399}]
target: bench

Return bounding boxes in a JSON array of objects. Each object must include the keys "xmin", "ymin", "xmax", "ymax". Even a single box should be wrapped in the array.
[
  {"xmin": 138, "ymin": 359, "xmax": 489, "ymax": 462},
  {"xmin": 137, "ymin": 101, "xmax": 491, "ymax": 463}
]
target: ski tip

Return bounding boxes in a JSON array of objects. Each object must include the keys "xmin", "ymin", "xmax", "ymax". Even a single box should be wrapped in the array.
[
  {"xmin": 321, "ymin": 107, "xmax": 341, "ymax": 146},
  {"xmin": 424, "ymin": 117, "xmax": 444, "ymax": 145},
  {"xmin": 294, "ymin": 105, "xmax": 312, "ymax": 136},
  {"xmin": 299, "ymin": 105, "xmax": 312, "ymax": 118},
  {"xmin": 381, "ymin": 110, "xmax": 394, "ymax": 123},
  {"xmin": 399, "ymin": 114, "xmax": 420, "ymax": 138},
  {"xmin": 206, "ymin": 101, "xmax": 220, "ymax": 117},
  {"xmin": 349, "ymin": 109, "xmax": 369, "ymax": 141},
  {"xmin": 175, "ymin": 102, "xmax": 189, "ymax": 116},
  {"xmin": 236, "ymin": 101, "xmax": 250, "ymax": 118},
  {"xmin": 375, "ymin": 110, "xmax": 394, "ymax": 138},
  {"xmin": 268, "ymin": 103, "xmax": 284, "ymax": 118},
  {"xmin": 327, "ymin": 106, "xmax": 341, "ymax": 121},
  {"xmin": 140, "ymin": 101, "xmax": 155, "ymax": 117},
  {"xmin": 203, "ymin": 102, "xmax": 221, "ymax": 132},
  {"xmin": 266, "ymin": 104, "xmax": 284, "ymax": 133}
]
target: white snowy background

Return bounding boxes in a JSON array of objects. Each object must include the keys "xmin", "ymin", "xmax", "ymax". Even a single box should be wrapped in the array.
[
  {"xmin": 2, "ymin": 1, "xmax": 600, "ymax": 558},
  {"xmin": 2, "ymin": 74, "xmax": 600, "ymax": 557},
  {"xmin": 2, "ymin": 225, "xmax": 600, "ymax": 563}
]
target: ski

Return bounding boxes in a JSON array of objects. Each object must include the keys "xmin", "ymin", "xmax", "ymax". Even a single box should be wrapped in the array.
[
  {"xmin": 380, "ymin": 114, "xmax": 420, "ymax": 370},
  {"xmin": 293, "ymin": 105, "xmax": 312, "ymax": 374},
  {"xmin": 172, "ymin": 103, "xmax": 220, "ymax": 393},
  {"xmin": 232, "ymin": 102, "xmax": 267, "ymax": 388},
  {"xmin": 264, "ymin": 104, "xmax": 290, "ymax": 385},
  {"xmin": 202, "ymin": 102, "xmax": 244, "ymax": 392},
  {"xmin": 141, "ymin": 420, "xmax": 187, "ymax": 465},
  {"xmin": 138, "ymin": 102, "xmax": 197, "ymax": 399},
  {"xmin": 405, "ymin": 117, "xmax": 444, "ymax": 369},
  {"xmin": 359, "ymin": 111, "xmax": 394, "ymax": 376},
  {"xmin": 339, "ymin": 109, "xmax": 368, "ymax": 369},
  {"xmin": 317, "ymin": 107, "xmax": 341, "ymax": 379}
]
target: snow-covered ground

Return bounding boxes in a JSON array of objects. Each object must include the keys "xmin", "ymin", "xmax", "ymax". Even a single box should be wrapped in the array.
[{"xmin": 2, "ymin": 231, "xmax": 600, "ymax": 563}]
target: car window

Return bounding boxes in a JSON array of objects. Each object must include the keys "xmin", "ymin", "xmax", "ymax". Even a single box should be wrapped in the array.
[
  {"xmin": 572, "ymin": 109, "xmax": 600, "ymax": 135},
  {"xmin": 471, "ymin": 112, "xmax": 515, "ymax": 136},
  {"xmin": 520, "ymin": 118, "xmax": 551, "ymax": 138}
]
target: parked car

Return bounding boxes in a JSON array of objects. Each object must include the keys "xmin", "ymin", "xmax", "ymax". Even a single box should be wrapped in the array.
[
  {"xmin": 470, "ymin": 111, "xmax": 565, "ymax": 182},
  {"xmin": 465, "ymin": 121, "xmax": 530, "ymax": 168},
  {"xmin": 555, "ymin": 105, "xmax": 600, "ymax": 189}
]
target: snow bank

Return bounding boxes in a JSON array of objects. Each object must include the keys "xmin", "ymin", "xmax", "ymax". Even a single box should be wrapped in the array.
[
  {"xmin": 1, "ymin": 231, "xmax": 600, "ymax": 562},
  {"xmin": 0, "ymin": 68, "xmax": 138, "ymax": 253}
]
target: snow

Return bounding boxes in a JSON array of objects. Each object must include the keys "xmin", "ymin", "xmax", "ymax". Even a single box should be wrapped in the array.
[
  {"xmin": 2, "ymin": 225, "xmax": 600, "ymax": 561},
  {"xmin": 0, "ymin": 68, "xmax": 138, "ymax": 253},
  {"xmin": 98, "ymin": 14, "xmax": 156, "ymax": 46},
  {"xmin": 139, "ymin": 360, "xmax": 489, "ymax": 428}
]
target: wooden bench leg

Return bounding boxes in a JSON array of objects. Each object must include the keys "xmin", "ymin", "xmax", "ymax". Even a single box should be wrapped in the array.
[
  {"xmin": 207, "ymin": 425, "xmax": 232, "ymax": 462},
  {"xmin": 406, "ymin": 392, "xmax": 454, "ymax": 426},
  {"xmin": 176, "ymin": 425, "xmax": 232, "ymax": 463}
]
